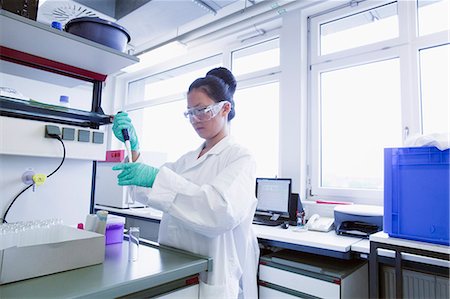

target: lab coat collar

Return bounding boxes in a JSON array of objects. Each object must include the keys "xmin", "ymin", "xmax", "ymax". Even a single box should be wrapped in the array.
[
  {"xmin": 181, "ymin": 136, "xmax": 234, "ymax": 172},
  {"xmin": 196, "ymin": 135, "xmax": 234, "ymax": 157}
]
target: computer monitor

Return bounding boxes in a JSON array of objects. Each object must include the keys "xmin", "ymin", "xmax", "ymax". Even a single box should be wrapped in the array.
[{"xmin": 255, "ymin": 178, "xmax": 292, "ymax": 219}]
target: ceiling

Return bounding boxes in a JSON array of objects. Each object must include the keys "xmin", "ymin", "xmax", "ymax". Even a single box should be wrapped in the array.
[{"xmin": 37, "ymin": 0, "xmax": 270, "ymax": 53}]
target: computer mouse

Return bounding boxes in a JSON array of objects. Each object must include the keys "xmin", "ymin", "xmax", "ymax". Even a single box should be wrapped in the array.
[{"xmin": 281, "ymin": 222, "xmax": 289, "ymax": 229}]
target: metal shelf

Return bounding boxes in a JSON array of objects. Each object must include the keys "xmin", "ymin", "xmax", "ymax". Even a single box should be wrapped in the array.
[
  {"xmin": 0, "ymin": 97, "xmax": 111, "ymax": 128},
  {"xmin": 0, "ymin": 9, "xmax": 138, "ymax": 81}
]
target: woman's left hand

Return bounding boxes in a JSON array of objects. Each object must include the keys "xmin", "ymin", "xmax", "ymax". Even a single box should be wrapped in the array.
[{"xmin": 112, "ymin": 163, "xmax": 159, "ymax": 188}]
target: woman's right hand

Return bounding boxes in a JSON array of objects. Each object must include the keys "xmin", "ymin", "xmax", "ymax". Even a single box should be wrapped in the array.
[{"xmin": 112, "ymin": 112, "xmax": 139, "ymax": 151}]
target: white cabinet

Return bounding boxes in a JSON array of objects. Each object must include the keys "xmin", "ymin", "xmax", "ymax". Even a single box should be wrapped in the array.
[
  {"xmin": 120, "ymin": 275, "xmax": 200, "ymax": 299},
  {"xmin": 259, "ymin": 250, "xmax": 368, "ymax": 299},
  {"xmin": 259, "ymin": 285, "xmax": 301, "ymax": 299},
  {"xmin": 155, "ymin": 284, "xmax": 199, "ymax": 299}
]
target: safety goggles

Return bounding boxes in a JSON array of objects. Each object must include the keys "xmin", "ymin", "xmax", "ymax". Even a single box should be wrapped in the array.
[{"xmin": 183, "ymin": 101, "xmax": 228, "ymax": 123}]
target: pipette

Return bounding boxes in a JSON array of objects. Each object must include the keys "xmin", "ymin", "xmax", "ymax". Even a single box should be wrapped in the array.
[
  {"xmin": 121, "ymin": 128, "xmax": 133, "ymax": 163},
  {"xmin": 112, "ymin": 111, "xmax": 133, "ymax": 163}
]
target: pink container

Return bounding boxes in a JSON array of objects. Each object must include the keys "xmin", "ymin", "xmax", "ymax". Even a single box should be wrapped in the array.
[{"xmin": 105, "ymin": 150, "xmax": 124, "ymax": 162}]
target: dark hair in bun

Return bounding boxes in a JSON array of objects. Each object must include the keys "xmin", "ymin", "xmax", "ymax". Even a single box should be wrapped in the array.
[
  {"xmin": 206, "ymin": 67, "xmax": 237, "ymax": 96},
  {"xmin": 188, "ymin": 67, "xmax": 237, "ymax": 121}
]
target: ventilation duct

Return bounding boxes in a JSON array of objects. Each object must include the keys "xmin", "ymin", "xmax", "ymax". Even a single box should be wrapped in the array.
[{"xmin": 37, "ymin": 0, "xmax": 116, "ymax": 26}]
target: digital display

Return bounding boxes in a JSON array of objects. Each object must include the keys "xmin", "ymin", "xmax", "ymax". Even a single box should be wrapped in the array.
[{"xmin": 255, "ymin": 178, "xmax": 291, "ymax": 215}]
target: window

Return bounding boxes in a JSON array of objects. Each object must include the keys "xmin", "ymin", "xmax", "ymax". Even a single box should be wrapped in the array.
[
  {"xmin": 121, "ymin": 37, "xmax": 281, "ymax": 174},
  {"xmin": 417, "ymin": 0, "xmax": 449, "ymax": 36},
  {"xmin": 128, "ymin": 101, "xmax": 201, "ymax": 162},
  {"xmin": 127, "ymin": 55, "xmax": 221, "ymax": 106},
  {"xmin": 232, "ymin": 38, "xmax": 281, "ymax": 177},
  {"xmin": 233, "ymin": 82, "xmax": 279, "ymax": 177},
  {"xmin": 319, "ymin": 1, "xmax": 398, "ymax": 55},
  {"xmin": 419, "ymin": 44, "xmax": 450, "ymax": 135},
  {"xmin": 309, "ymin": 0, "xmax": 449, "ymax": 204},
  {"xmin": 232, "ymin": 38, "xmax": 280, "ymax": 76},
  {"xmin": 123, "ymin": 57, "xmax": 221, "ymax": 159},
  {"xmin": 319, "ymin": 59, "xmax": 402, "ymax": 190}
]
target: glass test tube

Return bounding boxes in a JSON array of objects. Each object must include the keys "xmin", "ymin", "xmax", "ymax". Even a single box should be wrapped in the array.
[{"xmin": 128, "ymin": 227, "xmax": 140, "ymax": 262}]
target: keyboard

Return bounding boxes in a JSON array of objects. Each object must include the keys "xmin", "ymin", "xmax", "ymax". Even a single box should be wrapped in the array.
[{"xmin": 252, "ymin": 215, "xmax": 284, "ymax": 226}]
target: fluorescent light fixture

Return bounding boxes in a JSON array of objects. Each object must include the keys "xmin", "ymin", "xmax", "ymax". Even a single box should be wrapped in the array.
[
  {"xmin": 237, "ymin": 28, "xmax": 266, "ymax": 42},
  {"xmin": 192, "ymin": 0, "xmax": 217, "ymax": 15},
  {"xmin": 122, "ymin": 41, "xmax": 187, "ymax": 73}
]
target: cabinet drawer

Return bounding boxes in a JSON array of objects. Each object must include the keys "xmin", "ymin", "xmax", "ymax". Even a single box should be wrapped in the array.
[
  {"xmin": 259, "ymin": 285, "xmax": 302, "ymax": 299},
  {"xmin": 259, "ymin": 264, "xmax": 340, "ymax": 298},
  {"xmin": 155, "ymin": 284, "xmax": 199, "ymax": 299}
]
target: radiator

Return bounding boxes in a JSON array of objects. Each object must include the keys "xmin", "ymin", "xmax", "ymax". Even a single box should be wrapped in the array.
[{"xmin": 381, "ymin": 266, "xmax": 449, "ymax": 299}]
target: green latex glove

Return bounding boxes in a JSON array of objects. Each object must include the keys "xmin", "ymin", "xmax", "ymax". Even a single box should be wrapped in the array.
[
  {"xmin": 112, "ymin": 112, "xmax": 139, "ymax": 151},
  {"xmin": 112, "ymin": 163, "xmax": 159, "ymax": 188}
]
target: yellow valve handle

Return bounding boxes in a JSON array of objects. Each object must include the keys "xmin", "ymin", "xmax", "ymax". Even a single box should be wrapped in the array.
[{"xmin": 32, "ymin": 174, "xmax": 47, "ymax": 186}]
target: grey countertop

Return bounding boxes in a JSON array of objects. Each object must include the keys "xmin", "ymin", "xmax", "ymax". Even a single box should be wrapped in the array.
[{"xmin": 0, "ymin": 240, "xmax": 211, "ymax": 298}]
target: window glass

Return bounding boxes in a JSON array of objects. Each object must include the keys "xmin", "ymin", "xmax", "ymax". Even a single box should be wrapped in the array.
[
  {"xmin": 419, "ymin": 44, "xmax": 450, "ymax": 135},
  {"xmin": 233, "ymin": 82, "xmax": 279, "ymax": 177},
  {"xmin": 320, "ymin": 2, "xmax": 398, "ymax": 55},
  {"xmin": 232, "ymin": 39, "xmax": 279, "ymax": 76},
  {"xmin": 320, "ymin": 59, "xmax": 402, "ymax": 190},
  {"xmin": 127, "ymin": 55, "xmax": 221, "ymax": 105},
  {"xmin": 417, "ymin": 0, "xmax": 449, "ymax": 36},
  {"xmin": 129, "ymin": 100, "xmax": 202, "ymax": 162}
]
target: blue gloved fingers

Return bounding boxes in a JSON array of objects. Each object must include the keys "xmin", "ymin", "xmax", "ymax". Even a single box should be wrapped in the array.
[
  {"xmin": 117, "ymin": 179, "xmax": 135, "ymax": 186},
  {"xmin": 113, "ymin": 117, "xmax": 133, "ymax": 128},
  {"xmin": 113, "ymin": 111, "xmax": 130, "ymax": 122},
  {"xmin": 112, "ymin": 163, "xmax": 129, "ymax": 171},
  {"xmin": 112, "ymin": 118, "xmax": 133, "ymax": 138},
  {"xmin": 112, "ymin": 163, "xmax": 159, "ymax": 188},
  {"xmin": 118, "ymin": 170, "xmax": 135, "ymax": 181},
  {"xmin": 112, "ymin": 112, "xmax": 139, "ymax": 151},
  {"xmin": 113, "ymin": 163, "xmax": 135, "ymax": 180}
]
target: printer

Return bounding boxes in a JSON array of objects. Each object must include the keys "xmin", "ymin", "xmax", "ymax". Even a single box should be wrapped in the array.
[{"xmin": 334, "ymin": 204, "xmax": 383, "ymax": 238}]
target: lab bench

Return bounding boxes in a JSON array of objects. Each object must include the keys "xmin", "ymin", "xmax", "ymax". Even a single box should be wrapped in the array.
[
  {"xmin": 97, "ymin": 206, "xmax": 450, "ymax": 298},
  {"xmin": 0, "ymin": 240, "xmax": 211, "ymax": 298}
]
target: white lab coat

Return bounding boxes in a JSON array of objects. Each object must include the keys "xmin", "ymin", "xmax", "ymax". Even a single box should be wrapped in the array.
[{"xmin": 132, "ymin": 136, "xmax": 259, "ymax": 299}]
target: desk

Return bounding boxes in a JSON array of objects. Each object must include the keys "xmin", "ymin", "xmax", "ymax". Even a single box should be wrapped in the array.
[
  {"xmin": 0, "ymin": 241, "xmax": 211, "ymax": 298},
  {"xmin": 369, "ymin": 232, "xmax": 450, "ymax": 299},
  {"xmin": 253, "ymin": 224, "xmax": 364, "ymax": 259}
]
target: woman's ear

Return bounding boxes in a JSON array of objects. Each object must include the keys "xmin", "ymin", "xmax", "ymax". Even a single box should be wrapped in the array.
[{"xmin": 222, "ymin": 101, "xmax": 231, "ymax": 116}]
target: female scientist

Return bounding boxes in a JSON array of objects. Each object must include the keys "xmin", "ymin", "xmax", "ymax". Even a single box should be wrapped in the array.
[{"xmin": 112, "ymin": 68, "xmax": 259, "ymax": 299}]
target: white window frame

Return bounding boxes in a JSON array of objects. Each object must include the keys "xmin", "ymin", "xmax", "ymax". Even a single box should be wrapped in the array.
[
  {"xmin": 307, "ymin": 0, "xmax": 449, "ymax": 205},
  {"xmin": 110, "ymin": 30, "xmax": 282, "ymax": 173},
  {"xmin": 310, "ymin": 47, "xmax": 406, "ymax": 202}
]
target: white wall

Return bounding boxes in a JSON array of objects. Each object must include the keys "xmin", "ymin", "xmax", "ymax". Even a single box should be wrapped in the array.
[
  {"xmin": 0, "ymin": 155, "xmax": 92, "ymax": 225},
  {"xmin": 0, "ymin": 56, "xmax": 113, "ymax": 225},
  {"xmin": 279, "ymin": 10, "xmax": 305, "ymax": 197}
]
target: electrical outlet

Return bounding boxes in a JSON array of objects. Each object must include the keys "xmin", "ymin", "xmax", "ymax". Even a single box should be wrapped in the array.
[
  {"xmin": 78, "ymin": 129, "xmax": 90, "ymax": 142},
  {"xmin": 62, "ymin": 127, "xmax": 75, "ymax": 140},
  {"xmin": 45, "ymin": 125, "xmax": 61, "ymax": 138},
  {"xmin": 22, "ymin": 169, "xmax": 35, "ymax": 185},
  {"xmin": 92, "ymin": 132, "xmax": 104, "ymax": 144}
]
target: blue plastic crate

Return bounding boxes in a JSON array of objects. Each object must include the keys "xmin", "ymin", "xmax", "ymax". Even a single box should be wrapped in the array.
[{"xmin": 384, "ymin": 147, "xmax": 449, "ymax": 245}]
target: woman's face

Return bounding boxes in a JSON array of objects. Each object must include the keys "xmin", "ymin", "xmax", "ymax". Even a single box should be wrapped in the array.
[{"xmin": 186, "ymin": 89, "xmax": 229, "ymax": 140}]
